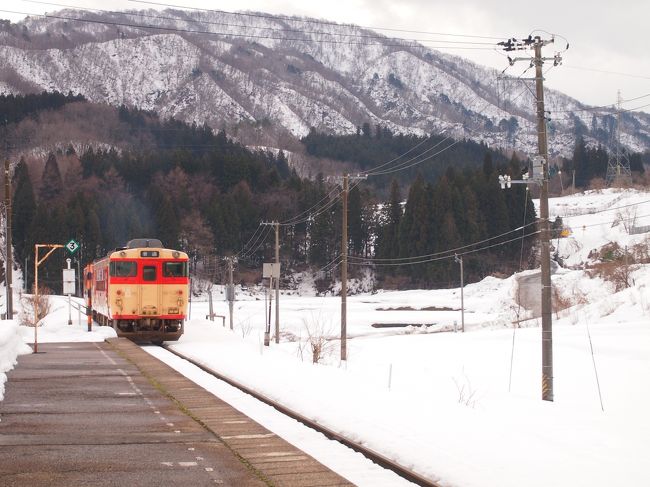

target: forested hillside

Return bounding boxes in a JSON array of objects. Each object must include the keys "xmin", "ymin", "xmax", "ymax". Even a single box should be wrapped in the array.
[{"xmin": 10, "ymin": 92, "xmax": 635, "ymax": 293}]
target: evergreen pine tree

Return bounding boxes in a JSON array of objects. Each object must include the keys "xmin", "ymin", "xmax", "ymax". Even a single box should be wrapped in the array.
[
  {"xmin": 39, "ymin": 152, "xmax": 63, "ymax": 201},
  {"xmin": 11, "ymin": 157, "xmax": 36, "ymax": 272}
]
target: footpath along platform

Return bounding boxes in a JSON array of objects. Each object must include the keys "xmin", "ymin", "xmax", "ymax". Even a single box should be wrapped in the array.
[{"xmin": 0, "ymin": 340, "xmax": 353, "ymax": 487}]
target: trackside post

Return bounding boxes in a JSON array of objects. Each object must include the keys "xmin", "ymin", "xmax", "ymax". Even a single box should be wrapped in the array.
[{"xmin": 85, "ymin": 269, "xmax": 92, "ymax": 332}]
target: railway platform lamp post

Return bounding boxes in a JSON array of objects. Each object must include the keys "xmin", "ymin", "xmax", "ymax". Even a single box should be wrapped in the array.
[{"xmin": 33, "ymin": 243, "xmax": 64, "ymax": 353}]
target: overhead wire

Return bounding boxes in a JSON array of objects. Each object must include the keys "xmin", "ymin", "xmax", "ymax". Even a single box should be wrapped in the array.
[
  {"xmin": 563, "ymin": 65, "xmax": 650, "ymax": 81},
  {"xmin": 6, "ymin": 8, "xmax": 574, "ymax": 266},
  {"xmin": 0, "ymin": 8, "xmax": 497, "ymax": 50},
  {"xmin": 21, "ymin": 0, "xmax": 499, "ymax": 46},
  {"xmin": 548, "ymin": 93, "xmax": 650, "ymax": 114},
  {"xmin": 348, "ymin": 220, "xmax": 539, "ymax": 263},
  {"xmin": 127, "ymin": 0, "xmax": 504, "ymax": 40},
  {"xmin": 275, "ymin": 56, "xmax": 555, "ymax": 235},
  {"xmin": 348, "ymin": 230, "xmax": 541, "ymax": 267},
  {"xmin": 236, "ymin": 224, "xmax": 273, "ymax": 259}
]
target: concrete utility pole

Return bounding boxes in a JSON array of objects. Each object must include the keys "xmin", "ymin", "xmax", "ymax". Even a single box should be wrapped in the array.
[
  {"xmin": 261, "ymin": 221, "xmax": 281, "ymax": 343},
  {"xmin": 533, "ymin": 39, "xmax": 554, "ymax": 402},
  {"xmin": 454, "ymin": 254, "xmax": 465, "ymax": 333},
  {"xmin": 498, "ymin": 35, "xmax": 563, "ymax": 401},
  {"xmin": 341, "ymin": 174, "xmax": 348, "ymax": 361},
  {"xmin": 339, "ymin": 173, "xmax": 367, "ymax": 362},
  {"xmin": 4, "ymin": 157, "xmax": 13, "ymax": 319},
  {"xmin": 228, "ymin": 257, "xmax": 234, "ymax": 330},
  {"xmin": 274, "ymin": 222, "xmax": 279, "ymax": 343}
]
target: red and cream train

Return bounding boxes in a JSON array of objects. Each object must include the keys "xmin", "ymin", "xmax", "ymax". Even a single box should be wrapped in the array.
[{"xmin": 84, "ymin": 239, "xmax": 189, "ymax": 343}]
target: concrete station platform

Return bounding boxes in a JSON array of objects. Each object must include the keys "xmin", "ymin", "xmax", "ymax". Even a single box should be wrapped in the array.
[{"xmin": 0, "ymin": 339, "xmax": 353, "ymax": 487}]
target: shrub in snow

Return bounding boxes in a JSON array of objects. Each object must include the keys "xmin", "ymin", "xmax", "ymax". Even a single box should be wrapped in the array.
[{"xmin": 19, "ymin": 287, "xmax": 52, "ymax": 327}]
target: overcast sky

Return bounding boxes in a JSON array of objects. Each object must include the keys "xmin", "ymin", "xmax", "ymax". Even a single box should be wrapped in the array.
[{"xmin": 2, "ymin": 0, "xmax": 649, "ymax": 113}]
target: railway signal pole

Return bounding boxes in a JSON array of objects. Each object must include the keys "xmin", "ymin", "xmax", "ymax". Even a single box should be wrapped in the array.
[
  {"xmin": 33, "ymin": 244, "xmax": 63, "ymax": 353},
  {"xmin": 498, "ymin": 35, "xmax": 563, "ymax": 401}
]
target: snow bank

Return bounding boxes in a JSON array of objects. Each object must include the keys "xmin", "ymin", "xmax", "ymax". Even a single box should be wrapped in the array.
[{"xmin": 0, "ymin": 320, "xmax": 32, "ymax": 400}]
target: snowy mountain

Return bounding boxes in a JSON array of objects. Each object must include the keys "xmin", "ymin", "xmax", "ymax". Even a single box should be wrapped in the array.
[{"xmin": 1, "ymin": 9, "xmax": 649, "ymax": 157}]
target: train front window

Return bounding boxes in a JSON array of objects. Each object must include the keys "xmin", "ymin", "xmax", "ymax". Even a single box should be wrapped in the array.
[
  {"xmin": 163, "ymin": 262, "xmax": 188, "ymax": 278},
  {"xmin": 143, "ymin": 266, "xmax": 157, "ymax": 281},
  {"xmin": 110, "ymin": 261, "xmax": 137, "ymax": 277}
]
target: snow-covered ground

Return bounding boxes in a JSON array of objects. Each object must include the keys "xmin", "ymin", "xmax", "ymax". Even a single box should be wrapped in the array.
[{"xmin": 1, "ymin": 188, "xmax": 649, "ymax": 487}]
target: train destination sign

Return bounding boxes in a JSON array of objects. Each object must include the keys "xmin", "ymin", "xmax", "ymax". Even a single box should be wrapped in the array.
[{"xmin": 65, "ymin": 239, "xmax": 80, "ymax": 255}]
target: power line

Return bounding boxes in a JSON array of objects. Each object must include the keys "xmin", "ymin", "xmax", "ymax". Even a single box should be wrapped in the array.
[
  {"xmin": 349, "ymin": 220, "xmax": 538, "ymax": 263},
  {"xmin": 548, "ymin": 93, "xmax": 650, "ymax": 114},
  {"xmin": 564, "ymin": 64, "xmax": 650, "ymax": 81},
  {"xmin": 0, "ymin": 9, "xmax": 497, "ymax": 50},
  {"xmin": 127, "ymin": 0, "xmax": 505, "ymax": 40},
  {"xmin": 22, "ymin": 0, "xmax": 497, "ymax": 46}
]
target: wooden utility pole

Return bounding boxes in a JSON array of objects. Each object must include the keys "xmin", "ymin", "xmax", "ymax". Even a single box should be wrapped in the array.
[
  {"xmin": 454, "ymin": 254, "xmax": 465, "ymax": 333},
  {"xmin": 4, "ymin": 157, "xmax": 12, "ymax": 319}
]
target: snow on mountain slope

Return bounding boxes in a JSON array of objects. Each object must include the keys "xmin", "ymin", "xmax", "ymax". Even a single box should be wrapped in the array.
[{"xmin": 1, "ymin": 9, "xmax": 649, "ymax": 156}]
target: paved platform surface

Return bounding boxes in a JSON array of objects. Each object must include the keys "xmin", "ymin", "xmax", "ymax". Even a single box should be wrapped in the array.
[{"xmin": 0, "ymin": 340, "xmax": 352, "ymax": 487}]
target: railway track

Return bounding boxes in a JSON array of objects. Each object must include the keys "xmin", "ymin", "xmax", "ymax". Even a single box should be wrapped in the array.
[{"xmin": 159, "ymin": 344, "xmax": 440, "ymax": 487}]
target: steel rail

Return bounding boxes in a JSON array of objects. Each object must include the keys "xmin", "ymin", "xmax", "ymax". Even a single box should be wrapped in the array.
[{"xmin": 160, "ymin": 344, "xmax": 441, "ymax": 487}]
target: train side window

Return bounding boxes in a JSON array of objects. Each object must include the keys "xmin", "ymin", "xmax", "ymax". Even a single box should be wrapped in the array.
[
  {"xmin": 163, "ymin": 262, "xmax": 187, "ymax": 277},
  {"xmin": 110, "ymin": 261, "xmax": 137, "ymax": 277},
  {"xmin": 143, "ymin": 266, "xmax": 157, "ymax": 281}
]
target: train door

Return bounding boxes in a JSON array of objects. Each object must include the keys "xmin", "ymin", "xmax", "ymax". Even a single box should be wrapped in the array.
[{"xmin": 139, "ymin": 263, "xmax": 162, "ymax": 316}]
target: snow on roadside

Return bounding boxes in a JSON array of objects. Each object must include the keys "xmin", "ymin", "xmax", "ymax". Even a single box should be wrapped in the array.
[{"xmin": 0, "ymin": 320, "xmax": 32, "ymax": 400}]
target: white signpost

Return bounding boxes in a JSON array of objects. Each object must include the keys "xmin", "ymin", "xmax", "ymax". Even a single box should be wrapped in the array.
[
  {"xmin": 63, "ymin": 259, "xmax": 76, "ymax": 325},
  {"xmin": 262, "ymin": 263, "xmax": 281, "ymax": 346}
]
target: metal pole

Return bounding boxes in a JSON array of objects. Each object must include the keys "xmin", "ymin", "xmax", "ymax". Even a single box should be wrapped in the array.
[
  {"xmin": 274, "ymin": 221, "xmax": 280, "ymax": 344},
  {"xmin": 67, "ymin": 259, "xmax": 72, "ymax": 325},
  {"xmin": 455, "ymin": 254, "xmax": 465, "ymax": 333},
  {"xmin": 264, "ymin": 277, "xmax": 271, "ymax": 346},
  {"xmin": 228, "ymin": 258, "xmax": 234, "ymax": 330},
  {"xmin": 34, "ymin": 245, "xmax": 38, "ymax": 353},
  {"xmin": 534, "ymin": 38, "xmax": 554, "ymax": 402},
  {"xmin": 77, "ymin": 258, "xmax": 81, "ymax": 298},
  {"xmin": 341, "ymin": 173, "xmax": 348, "ymax": 361},
  {"xmin": 5, "ymin": 158, "xmax": 13, "ymax": 319}
]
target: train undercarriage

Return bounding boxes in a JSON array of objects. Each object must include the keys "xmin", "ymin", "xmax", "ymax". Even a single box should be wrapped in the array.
[{"xmin": 93, "ymin": 311, "xmax": 183, "ymax": 343}]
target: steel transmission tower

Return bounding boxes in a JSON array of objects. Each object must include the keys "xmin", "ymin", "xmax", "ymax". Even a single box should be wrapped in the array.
[{"xmin": 606, "ymin": 91, "xmax": 632, "ymax": 186}]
